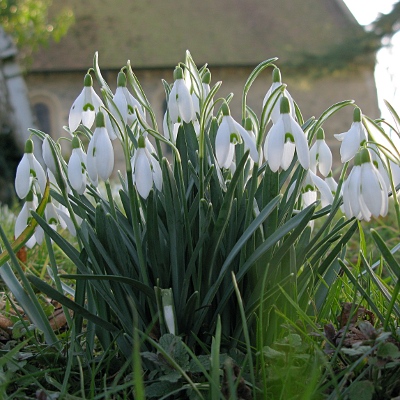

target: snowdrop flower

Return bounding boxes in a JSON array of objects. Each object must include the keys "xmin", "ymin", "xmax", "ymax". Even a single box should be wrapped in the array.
[
  {"xmin": 15, "ymin": 139, "xmax": 46, "ymax": 199},
  {"xmin": 42, "ymin": 136, "xmax": 58, "ymax": 178},
  {"xmin": 342, "ymin": 149, "xmax": 388, "ymax": 221},
  {"xmin": 302, "ymin": 171, "xmax": 334, "ymax": 208},
  {"xmin": 325, "ymin": 172, "xmax": 338, "ymax": 196},
  {"xmin": 263, "ymin": 97, "xmax": 310, "ymax": 172},
  {"xmin": 15, "ymin": 191, "xmax": 39, "ymax": 248},
  {"xmin": 310, "ymin": 128, "xmax": 332, "ymax": 177},
  {"xmin": 69, "ymin": 73, "xmax": 103, "ymax": 133},
  {"xmin": 215, "ymin": 102, "xmax": 258, "ymax": 169},
  {"xmin": 334, "ymin": 107, "xmax": 367, "ymax": 163},
  {"xmin": 68, "ymin": 136, "xmax": 87, "ymax": 194},
  {"xmin": 262, "ymin": 67, "xmax": 295, "ymax": 124},
  {"xmin": 110, "ymin": 71, "xmax": 145, "ymax": 128},
  {"xmin": 86, "ymin": 111, "xmax": 114, "ymax": 185},
  {"xmin": 131, "ymin": 136, "xmax": 162, "ymax": 199},
  {"xmin": 168, "ymin": 66, "xmax": 195, "ymax": 125},
  {"xmin": 163, "ymin": 109, "xmax": 180, "ymax": 143}
]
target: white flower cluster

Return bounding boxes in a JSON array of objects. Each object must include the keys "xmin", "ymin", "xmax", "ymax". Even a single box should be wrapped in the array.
[{"xmin": 13, "ymin": 58, "xmax": 400, "ymax": 247}]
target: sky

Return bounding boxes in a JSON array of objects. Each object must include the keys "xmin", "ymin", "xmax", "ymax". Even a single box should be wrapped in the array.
[{"xmin": 343, "ymin": 0, "xmax": 400, "ymax": 118}]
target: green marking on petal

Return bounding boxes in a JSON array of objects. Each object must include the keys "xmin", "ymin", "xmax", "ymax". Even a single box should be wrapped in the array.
[
  {"xmin": 83, "ymin": 103, "xmax": 95, "ymax": 112},
  {"xmin": 284, "ymin": 132, "xmax": 295, "ymax": 143},
  {"xmin": 30, "ymin": 169, "xmax": 37, "ymax": 178},
  {"xmin": 48, "ymin": 218, "xmax": 58, "ymax": 225},
  {"xmin": 128, "ymin": 105, "xmax": 134, "ymax": 114},
  {"xmin": 230, "ymin": 132, "xmax": 242, "ymax": 145},
  {"xmin": 303, "ymin": 184, "xmax": 314, "ymax": 192}
]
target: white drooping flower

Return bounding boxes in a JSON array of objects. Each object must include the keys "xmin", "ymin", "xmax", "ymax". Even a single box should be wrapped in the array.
[
  {"xmin": 131, "ymin": 136, "xmax": 162, "ymax": 199},
  {"xmin": 163, "ymin": 109, "xmax": 180, "ymax": 143},
  {"xmin": 15, "ymin": 191, "xmax": 40, "ymax": 248},
  {"xmin": 262, "ymin": 67, "xmax": 295, "ymax": 124},
  {"xmin": 168, "ymin": 66, "xmax": 195, "ymax": 125},
  {"xmin": 15, "ymin": 139, "xmax": 46, "ymax": 199},
  {"xmin": 309, "ymin": 128, "xmax": 332, "ymax": 177},
  {"xmin": 215, "ymin": 103, "xmax": 259, "ymax": 169},
  {"xmin": 342, "ymin": 148, "xmax": 388, "ymax": 221},
  {"xmin": 42, "ymin": 136, "xmax": 58, "ymax": 178},
  {"xmin": 86, "ymin": 111, "xmax": 114, "ymax": 185},
  {"xmin": 263, "ymin": 97, "xmax": 310, "ymax": 172},
  {"xmin": 325, "ymin": 172, "xmax": 338, "ymax": 196},
  {"xmin": 68, "ymin": 136, "xmax": 87, "ymax": 194},
  {"xmin": 302, "ymin": 170, "xmax": 334, "ymax": 208},
  {"xmin": 334, "ymin": 107, "xmax": 368, "ymax": 163},
  {"xmin": 110, "ymin": 71, "xmax": 146, "ymax": 128},
  {"xmin": 69, "ymin": 73, "xmax": 103, "ymax": 133}
]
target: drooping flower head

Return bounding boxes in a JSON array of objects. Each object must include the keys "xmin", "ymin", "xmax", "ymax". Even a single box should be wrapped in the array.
[
  {"xmin": 168, "ymin": 66, "xmax": 195, "ymax": 125},
  {"xmin": 334, "ymin": 107, "xmax": 367, "ymax": 163},
  {"xmin": 15, "ymin": 139, "xmax": 46, "ymax": 199},
  {"xmin": 263, "ymin": 96, "xmax": 310, "ymax": 172},
  {"xmin": 68, "ymin": 136, "xmax": 88, "ymax": 194},
  {"xmin": 86, "ymin": 111, "xmax": 115, "ymax": 186},
  {"xmin": 131, "ymin": 135, "xmax": 162, "ymax": 199},
  {"xmin": 110, "ymin": 71, "xmax": 145, "ymax": 128},
  {"xmin": 342, "ymin": 148, "xmax": 388, "ymax": 221},
  {"xmin": 15, "ymin": 190, "xmax": 39, "ymax": 248},
  {"xmin": 215, "ymin": 102, "xmax": 258, "ymax": 169},
  {"xmin": 262, "ymin": 67, "xmax": 295, "ymax": 124},
  {"xmin": 310, "ymin": 128, "xmax": 332, "ymax": 177},
  {"xmin": 69, "ymin": 73, "xmax": 103, "ymax": 133}
]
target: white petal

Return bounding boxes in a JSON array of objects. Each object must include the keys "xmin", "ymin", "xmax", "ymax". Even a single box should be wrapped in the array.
[
  {"xmin": 290, "ymin": 116, "xmax": 309, "ymax": 170},
  {"xmin": 15, "ymin": 154, "xmax": 32, "ymax": 199},
  {"xmin": 281, "ymin": 141, "xmax": 296, "ymax": 170},
  {"xmin": 15, "ymin": 202, "xmax": 30, "ymax": 237},
  {"xmin": 318, "ymin": 140, "xmax": 333, "ymax": 177},
  {"xmin": 134, "ymin": 149, "xmax": 153, "ymax": 199},
  {"xmin": 42, "ymin": 137, "xmax": 57, "ymax": 177},
  {"xmin": 86, "ymin": 135, "xmax": 98, "ymax": 184},
  {"xmin": 216, "ymin": 117, "xmax": 234, "ymax": 168},
  {"xmin": 339, "ymin": 123, "xmax": 360, "ymax": 163},
  {"xmin": 95, "ymin": 128, "xmax": 114, "ymax": 181},
  {"xmin": 266, "ymin": 118, "xmax": 285, "ymax": 172},
  {"xmin": 112, "ymin": 87, "xmax": 128, "ymax": 124},
  {"xmin": 68, "ymin": 150, "xmax": 86, "ymax": 193},
  {"xmin": 176, "ymin": 79, "xmax": 194, "ymax": 123},
  {"xmin": 235, "ymin": 122, "xmax": 259, "ymax": 163},
  {"xmin": 149, "ymin": 154, "xmax": 163, "ymax": 191},
  {"xmin": 168, "ymin": 84, "xmax": 179, "ymax": 124},
  {"xmin": 361, "ymin": 164, "xmax": 386, "ymax": 217},
  {"xmin": 68, "ymin": 89, "xmax": 85, "ymax": 132},
  {"xmin": 310, "ymin": 171, "xmax": 334, "ymax": 206},
  {"xmin": 31, "ymin": 155, "xmax": 47, "ymax": 194},
  {"xmin": 56, "ymin": 208, "xmax": 78, "ymax": 236},
  {"xmin": 348, "ymin": 166, "xmax": 362, "ymax": 218}
]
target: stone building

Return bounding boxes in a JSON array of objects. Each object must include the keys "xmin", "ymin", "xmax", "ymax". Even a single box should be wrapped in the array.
[{"xmin": 25, "ymin": 0, "xmax": 379, "ymax": 171}]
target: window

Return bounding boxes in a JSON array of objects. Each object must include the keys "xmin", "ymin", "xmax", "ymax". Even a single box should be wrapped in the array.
[{"xmin": 33, "ymin": 102, "xmax": 52, "ymax": 134}]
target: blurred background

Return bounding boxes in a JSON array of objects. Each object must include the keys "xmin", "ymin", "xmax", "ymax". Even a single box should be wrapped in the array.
[{"xmin": 1, "ymin": 0, "xmax": 399, "ymax": 204}]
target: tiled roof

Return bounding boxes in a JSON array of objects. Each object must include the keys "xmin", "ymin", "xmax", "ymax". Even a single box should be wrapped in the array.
[{"xmin": 30, "ymin": 0, "xmax": 363, "ymax": 71}]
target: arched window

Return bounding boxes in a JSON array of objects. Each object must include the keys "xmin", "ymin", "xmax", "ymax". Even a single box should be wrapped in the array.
[{"xmin": 33, "ymin": 102, "xmax": 52, "ymax": 134}]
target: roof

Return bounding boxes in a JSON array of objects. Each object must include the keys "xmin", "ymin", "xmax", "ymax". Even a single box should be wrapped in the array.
[{"xmin": 30, "ymin": 0, "xmax": 364, "ymax": 72}]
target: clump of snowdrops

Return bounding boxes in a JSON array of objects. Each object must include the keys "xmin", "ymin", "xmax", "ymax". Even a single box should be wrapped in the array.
[{"xmin": 1, "ymin": 51, "xmax": 400, "ymax": 361}]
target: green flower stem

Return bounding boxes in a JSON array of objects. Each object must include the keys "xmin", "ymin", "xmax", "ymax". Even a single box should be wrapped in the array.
[
  {"xmin": 45, "ymin": 234, "xmax": 73, "ymax": 328},
  {"xmin": 241, "ymin": 58, "xmax": 277, "ymax": 123},
  {"xmin": 105, "ymin": 180, "xmax": 117, "ymax": 221}
]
